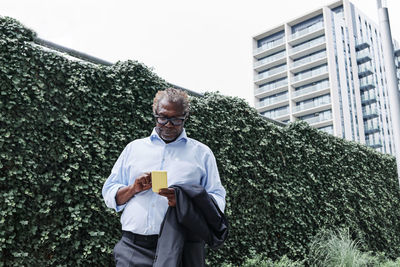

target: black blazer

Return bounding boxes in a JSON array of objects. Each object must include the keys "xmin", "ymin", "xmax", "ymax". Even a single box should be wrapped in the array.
[{"xmin": 153, "ymin": 184, "xmax": 228, "ymax": 267}]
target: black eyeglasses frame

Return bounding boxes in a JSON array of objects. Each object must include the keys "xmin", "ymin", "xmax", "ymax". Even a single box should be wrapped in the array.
[{"xmin": 154, "ymin": 114, "xmax": 187, "ymax": 126}]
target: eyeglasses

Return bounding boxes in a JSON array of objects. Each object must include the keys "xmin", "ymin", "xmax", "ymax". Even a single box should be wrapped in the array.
[{"xmin": 154, "ymin": 114, "xmax": 186, "ymax": 126}]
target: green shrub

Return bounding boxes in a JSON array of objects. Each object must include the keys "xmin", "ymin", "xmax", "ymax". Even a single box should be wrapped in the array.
[
  {"xmin": 307, "ymin": 229, "xmax": 400, "ymax": 267},
  {"xmin": 1, "ymin": 16, "xmax": 400, "ymax": 266},
  {"xmin": 308, "ymin": 229, "xmax": 372, "ymax": 266},
  {"xmin": 222, "ymin": 231, "xmax": 400, "ymax": 267},
  {"xmin": 378, "ymin": 258, "xmax": 400, "ymax": 267},
  {"xmin": 222, "ymin": 254, "xmax": 304, "ymax": 267}
]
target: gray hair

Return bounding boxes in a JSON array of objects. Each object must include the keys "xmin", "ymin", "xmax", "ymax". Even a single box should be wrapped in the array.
[{"xmin": 152, "ymin": 88, "xmax": 190, "ymax": 115}]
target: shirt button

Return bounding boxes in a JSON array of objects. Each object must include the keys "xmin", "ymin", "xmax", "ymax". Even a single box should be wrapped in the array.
[{"xmin": 152, "ymin": 204, "xmax": 155, "ymax": 207}]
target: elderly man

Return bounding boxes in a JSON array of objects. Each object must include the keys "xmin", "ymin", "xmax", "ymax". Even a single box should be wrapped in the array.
[{"xmin": 102, "ymin": 88, "xmax": 227, "ymax": 267}]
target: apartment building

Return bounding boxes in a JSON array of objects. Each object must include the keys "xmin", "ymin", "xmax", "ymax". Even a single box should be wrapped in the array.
[{"xmin": 252, "ymin": 0, "xmax": 400, "ymax": 155}]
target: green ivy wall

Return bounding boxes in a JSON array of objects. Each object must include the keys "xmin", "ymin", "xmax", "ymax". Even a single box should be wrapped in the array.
[{"xmin": 1, "ymin": 16, "xmax": 400, "ymax": 266}]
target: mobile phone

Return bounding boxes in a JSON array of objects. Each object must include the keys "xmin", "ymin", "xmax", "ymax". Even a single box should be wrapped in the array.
[{"xmin": 151, "ymin": 171, "xmax": 168, "ymax": 193}]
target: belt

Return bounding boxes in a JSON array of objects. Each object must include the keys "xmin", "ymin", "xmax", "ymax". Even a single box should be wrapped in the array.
[{"xmin": 122, "ymin": 231, "xmax": 159, "ymax": 245}]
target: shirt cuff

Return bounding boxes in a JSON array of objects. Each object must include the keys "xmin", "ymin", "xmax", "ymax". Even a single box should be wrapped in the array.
[
  {"xmin": 209, "ymin": 193, "xmax": 226, "ymax": 213},
  {"xmin": 106, "ymin": 184, "xmax": 127, "ymax": 212}
]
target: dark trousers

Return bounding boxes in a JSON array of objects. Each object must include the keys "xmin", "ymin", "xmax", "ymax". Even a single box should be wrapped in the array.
[{"xmin": 114, "ymin": 231, "xmax": 158, "ymax": 267}]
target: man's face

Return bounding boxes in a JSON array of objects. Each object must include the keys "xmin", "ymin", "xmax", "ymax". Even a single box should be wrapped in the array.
[{"xmin": 154, "ymin": 98, "xmax": 186, "ymax": 143}]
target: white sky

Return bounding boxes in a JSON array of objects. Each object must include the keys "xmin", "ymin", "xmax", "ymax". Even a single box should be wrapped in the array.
[{"xmin": 1, "ymin": 0, "xmax": 399, "ymax": 106}]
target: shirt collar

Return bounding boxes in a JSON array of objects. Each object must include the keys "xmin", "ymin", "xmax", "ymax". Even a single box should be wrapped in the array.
[{"xmin": 150, "ymin": 128, "xmax": 188, "ymax": 144}]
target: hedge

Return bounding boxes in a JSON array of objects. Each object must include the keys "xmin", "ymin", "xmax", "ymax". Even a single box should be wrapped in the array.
[{"xmin": 1, "ymin": 16, "xmax": 400, "ymax": 266}]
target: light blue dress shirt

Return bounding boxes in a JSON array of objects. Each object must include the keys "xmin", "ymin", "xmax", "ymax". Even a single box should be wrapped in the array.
[{"xmin": 102, "ymin": 128, "xmax": 226, "ymax": 235}]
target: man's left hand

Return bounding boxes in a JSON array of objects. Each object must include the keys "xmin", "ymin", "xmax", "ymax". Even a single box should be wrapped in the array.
[{"xmin": 158, "ymin": 188, "xmax": 176, "ymax": 207}]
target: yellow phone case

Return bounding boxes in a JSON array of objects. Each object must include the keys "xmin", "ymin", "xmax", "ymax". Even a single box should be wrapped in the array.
[{"xmin": 151, "ymin": 171, "xmax": 168, "ymax": 193}]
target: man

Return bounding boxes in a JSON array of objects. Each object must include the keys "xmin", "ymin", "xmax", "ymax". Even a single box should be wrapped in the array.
[{"xmin": 102, "ymin": 88, "xmax": 226, "ymax": 266}]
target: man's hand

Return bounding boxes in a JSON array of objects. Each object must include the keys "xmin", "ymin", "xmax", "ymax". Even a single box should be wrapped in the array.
[
  {"xmin": 132, "ymin": 172, "xmax": 152, "ymax": 194},
  {"xmin": 116, "ymin": 172, "xmax": 152, "ymax": 205},
  {"xmin": 158, "ymin": 188, "xmax": 176, "ymax": 207}
]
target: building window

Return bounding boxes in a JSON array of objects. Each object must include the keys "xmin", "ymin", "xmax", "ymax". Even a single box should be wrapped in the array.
[
  {"xmin": 258, "ymin": 91, "xmax": 288, "ymax": 107},
  {"xmin": 292, "ymin": 49, "xmax": 326, "ymax": 68},
  {"xmin": 299, "ymin": 109, "xmax": 332, "ymax": 125},
  {"xmin": 257, "ymin": 30, "xmax": 285, "ymax": 48},
  {"xmin": 261, "ymin": 105, "xmax": 289, "ymax": 118},
  {"xmin": 318, "ymin": 125, "xmax": 334, "ymax": 134},
  {"xmin": 291, "ymin": 14, "xmax": 323, "ymax": 34},
  {"xmin": 291, "ymin": 35, "xmax": 325, "ymax": 53},
  {"xmin": 296, "ymin": 94, "xmax": 331, "ymax": 108},
  {"xmin": 293, "ymin": 64, "xmax": 328, "ymax": 82}
]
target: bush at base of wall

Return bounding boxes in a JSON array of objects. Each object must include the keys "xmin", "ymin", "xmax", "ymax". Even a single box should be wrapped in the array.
[{"xmin": 1, "ymin": 16, "xmax": 400, "ymax": 266}]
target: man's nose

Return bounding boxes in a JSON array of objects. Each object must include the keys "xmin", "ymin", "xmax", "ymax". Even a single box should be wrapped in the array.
[{"xmin": 165, "ymin": 120, "xmax": 174, "ymax": 127}]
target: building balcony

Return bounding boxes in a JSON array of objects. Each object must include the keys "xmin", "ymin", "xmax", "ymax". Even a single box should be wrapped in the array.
[
  {"xmin": 291, "ymin": 66, "xmax": 329, "ymax": 88},
  {"xmin": 289, "ymin": 22, "xmax": 325, "ymax": 45},
  {"xmin": 273, "ymin": 113, "xmax": 290, "ymax": 121},
  {"xmin": 293, "ymin": 100, "xmax": 331, "ymax": 113},
  {"xmin": 366, "ymin": 139, "xmax": 382, "ymax": 148},
  {"xmin": 359, "ymin": 77, "xmax": 375, "ymax": 91},
  {"xmin": 364, "ymin": 124, "xmax": 380, "ymax": 134},
  {"xmin": 291, "ymin": 50, "xmax": 326, "ymax": 68},
  {"xmin": 358, "ymin": 64, "xmax": 373, "ymax": 78},
  {"xmin": 254, "ymin": 66, "xmax": 287, "ymax": 85},
  {"xmin": 311, "ymin": 119, "xmax": 333, "ymax": 129},
  {"xmin": 302, "ymin": 114, "xmax": 332, "ymax": 126},
  {"xmin": 318, "ymin": 125, "xmax": 334, "ymax": 135},
  {"xmin": 253, "ymin": 38, "xmax": 286, "ymax": 59},
  {"xmin": 362, "ymin": 108, "xmax": 378, "ymax": 119},
  {"xmin": 355, "ymin": 38, "xmax": 370, "ymax": 51},
  {"xmin": 292, "ymin": 101, "xmax": 331, "ymax": 118},
  {"xmin": 361, "ymin": 92, "xmax": 377, "ymax": 105},
  {"xmin": 291, "ymin": 73, "xmax": 329, "ymax": 88},
  {"xmin": 263, "ymin": 108, "xmax": 290, "ymax": 120},
  {"xmin": 292, "ymin": 84, "xmax": 330, "ymax": 102},
  {"xmin": 290, "ymin": 54, "xmax": 327, "ymax": 74},
  {"xmin": 254, "ymin": 51, "xmax": 286, "ymax": 72},
  {"xmin": 356, "ymin": 50, "xmax": 371, "ymax": 64},
  {"xmin": 256, "ymin": 94, "xmax": 288, "ymax": 107},
  {"xmin": 255, "ymin": 95, "xmax": 289, "ymax": 112},
  {"xmin": 255, "ymin": 80, "xmax": 288, "ymax": 98},
  {"xmin": 289, "ymin": 36, "xmax": 326, "ymax": 57},
  {"xmin": 292, "ymin": 66, "xmax": 327, "ymax": 82}
]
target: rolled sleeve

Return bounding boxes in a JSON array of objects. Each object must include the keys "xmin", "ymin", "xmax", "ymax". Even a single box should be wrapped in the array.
[
  {"xmin": 102, "ymin": 183, "xmax": 127, "ymax": 212},
  {"xmin": 102, "ymin": 145, "xmax": 130, "ymax": 212},
  {"xmin": 202, "ymin": 149, "xmax": 226, "ymax": 212}
]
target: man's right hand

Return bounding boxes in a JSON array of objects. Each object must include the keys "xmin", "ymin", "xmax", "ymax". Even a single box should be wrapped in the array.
[
  {"xmin": 116, "ymin": 172, "xmax": 152, "ymax": 205},
  {"xmin": 132, "ymin": 172, "xmax": 152, "ymax": 194}
]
